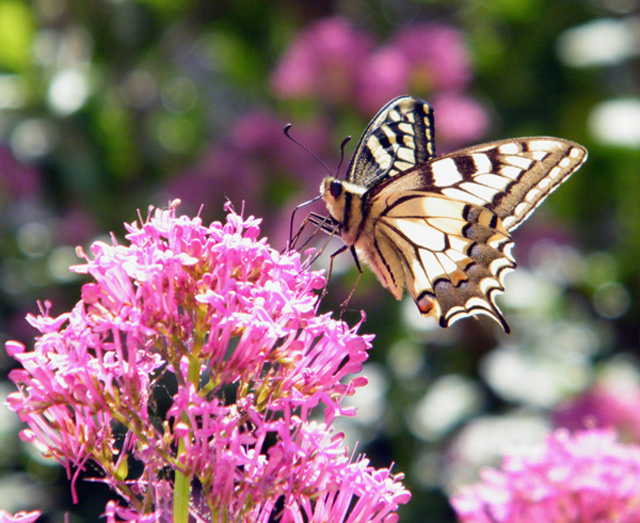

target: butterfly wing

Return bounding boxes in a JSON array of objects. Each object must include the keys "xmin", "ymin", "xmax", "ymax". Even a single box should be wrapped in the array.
[
  {"xmin": 345, "ymin": 95, "xmax": 435, "ymax": 188},
  {"xmin": 381, "ymin": 137, "xmax": 588, "ymax": 231},
  {"xmin": 359, "ymin": 137, "xmax": 587, "ymax": 331}
]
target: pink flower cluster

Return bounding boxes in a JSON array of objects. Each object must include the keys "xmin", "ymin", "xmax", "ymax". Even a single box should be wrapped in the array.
[
  {"xmin": 5, "ymin": 202, "xmax": 409, "ymax": 522},
  {"xmin": 271, "ymin": 17, "xmax": 488, "ymax": 147},
  {"xmin": 452, "ymin": 429, "xmax": 640, "ymax": 523},
  {"xmin": 555, "ymin": 384, "xmax": 640, "ymax": 443}
]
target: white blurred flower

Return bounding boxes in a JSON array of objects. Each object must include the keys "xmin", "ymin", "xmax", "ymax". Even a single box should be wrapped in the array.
[
  {"xmin": 408, "ymin": 374, "xmax": 484, "ymax": 441},
  {"xmin": 589, "ymin": 98, "xmax": 640, "ymax": 148},
  {"xmin": 557, "ymin": 17, "xmax": 640, "ymax": 67}
]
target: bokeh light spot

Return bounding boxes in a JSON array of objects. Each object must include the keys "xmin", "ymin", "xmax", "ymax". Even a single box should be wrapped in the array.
[
  {"xmin": 593, "ymin": 281, "xmax": 631, "ymax": 319},
  {"xmin": 589, "ymin": 98, "xmax": 640, "ymax": 148},
  {"xmin": 47, "ymin": 68, "xmax": 90, "ymax": 115},
  {"xmin": 16, "ymin": 222, "xmax": 52, "ymax": 257}
]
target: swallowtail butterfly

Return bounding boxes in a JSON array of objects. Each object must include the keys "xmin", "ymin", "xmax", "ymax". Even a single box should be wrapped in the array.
[{"xmin": 318, "ymin": 95, "xmax": 587, "ymax": 333}]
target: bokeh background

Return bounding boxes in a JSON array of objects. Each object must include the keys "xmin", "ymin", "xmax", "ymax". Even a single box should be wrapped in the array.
[{"xmin": 0, "ymin": 0, "xmax": 639, "ymax": 521}]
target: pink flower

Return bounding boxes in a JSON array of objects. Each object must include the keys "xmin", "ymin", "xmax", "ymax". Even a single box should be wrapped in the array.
[
  {"xmin": 356, "ymin": 23, "xmax": 474, "ymax": 114},
  {"xmin": 6, "ymin": 202, "xmax": 409, "ymax": 522},
  {"xmin": 271, "ymin": 17, "xmax": 373, "ymax": 105},
  {"xmin": 0, "ymin": 146, "xmax": 41, "ymax": 198},
  {"xmin": 357, "ymin": 45, "xmax": 411, "ymax": 114},
  {"xmin": 451, "ymin": 429, "xmax": 640, "ymax": 523},
  {"xmin": 104, "ymin": 501, "xmax": 160, "ymax": 523},
  {"xmin": 555, "ymin": 384, "xmax": 640, "ymax": 443},
  {"xmin": 391, "ymin": 23, "xmax": 472, "ymax": 93},
  {"xmin": 431, "ymin": 94, "xmax": 489, "ymax": 150},
  {"xmin": 0, "ymin": 511, "xmax": 41, "ymax": 523}
]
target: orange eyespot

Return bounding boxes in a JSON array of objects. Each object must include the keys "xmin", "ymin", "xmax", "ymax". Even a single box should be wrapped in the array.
[{"xmin": 416, "ymin": 292, "xmax": 435, "ymax": 315}]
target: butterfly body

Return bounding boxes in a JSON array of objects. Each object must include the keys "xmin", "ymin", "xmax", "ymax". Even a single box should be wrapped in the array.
[{"xmin": 319, "ymin": 96, "xmax": 587, "ymax": 333}]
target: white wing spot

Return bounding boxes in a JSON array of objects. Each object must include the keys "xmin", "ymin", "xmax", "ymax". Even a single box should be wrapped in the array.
[
  {"xmin": 461, "ymin": 182, "xmax": 499, "ymax": 202},
  {"xmin": 548, "ymin": 166, "xmax": 563, "ymax": 180},
  {"xmin": 570, "ymin": 147, "xmax": 583, "ymax": 158},
  {"xmin": 525, "ymin": 187, "xmax": 541, "ymax": 203},
  {"xmin": 500, "ymin": 166, "xmax": 523, "ymax": 180},
  {"xmin": 506, "ymin": 155, "xmax": 534, "ymax": 170},
  {"xmin": 475, "ymin": 174, "xmax": 511, "ymax": 191},
  {"xmin": 402, "ymin": 134, "xmax": 415, "ymax": 148},
  {"xmin": 442, "ymin": 187, "xmax": 485, "ymax": 206},
  {"xmin": 529, "ymin": 139, "xmax": 557, "ymax": 151},
  {"xmin": 538, "ymin": 176, "xmax": 552, "ymax": 190},
  {"xmin": 432, "ymin": 158, "xmax": 464, "ymax": 186},
  {"xmin": 394, "ymin": 160, "xmax": 414, "ymax": 171},
  {"xmin": 530, "ymin": 151, "xmax": 548, "ymax": 161},
  {"xmin": 513, "ymin": 201, "xmax": 529, "ymax": 218},
  {"xmin": 396, "ymin": 147, "xmax": 415, "ymax": 163},
  {"xmin": 498, "ymin": 143, "xmax": 521, "ymax": 155},
  {"xmin": 471, "ymin": 153, "xmax": 493, "ymax": 173},
  {"xmin": 502, "ymin": 216, "xmax": 516, "ymax": 229},
  {"xmin": 398, "ymin": 122, "xmax": 414, "ymax": 135},
  {"xmin": 382, "ymin": 126, "xmax": 397, "ymax": 145},
  {"xmin": 368, "ymin": 135, "xmax": 392, "ymax": 170},
  {"xmin": 419, "ymin": 249, "xmax": 444, "ymax": 282}
]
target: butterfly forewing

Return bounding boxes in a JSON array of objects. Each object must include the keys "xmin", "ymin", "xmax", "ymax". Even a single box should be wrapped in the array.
[
  {"xmin": 346, "ymin": 96, "xmax": 435, "ymax": 188},
  {"xmin": 408, "ymin": 137, "xmax": 588, "ymax": 231}
]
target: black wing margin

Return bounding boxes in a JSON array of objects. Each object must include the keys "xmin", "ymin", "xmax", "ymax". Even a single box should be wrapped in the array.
[{"xmin": 345, "ymin": 95, "xmax": 435, "ymax": 189}]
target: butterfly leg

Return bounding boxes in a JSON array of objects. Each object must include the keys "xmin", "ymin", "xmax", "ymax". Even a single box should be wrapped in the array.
[
  {"xmin": 318, "ymin": 244, "xmax": 348, "ymax": 303},
  {"xmin": 336, "ymin": 246, "xmax": 363, "ymax": 319}
]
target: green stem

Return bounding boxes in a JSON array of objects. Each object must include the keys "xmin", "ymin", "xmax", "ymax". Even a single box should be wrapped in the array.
[{"xmin": 173, "ymin": 308, "xmax": 207, "ymax": 523}]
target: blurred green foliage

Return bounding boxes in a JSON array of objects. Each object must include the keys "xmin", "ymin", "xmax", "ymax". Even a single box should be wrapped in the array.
[{"xmin": 1, "ymin": 0, "xmax": 639, "ymax": 522}]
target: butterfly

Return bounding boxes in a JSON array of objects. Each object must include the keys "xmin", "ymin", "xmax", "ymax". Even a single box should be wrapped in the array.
[{"xmin": 315, "ymin": 95, "xmax": 587, "ymax": 333}]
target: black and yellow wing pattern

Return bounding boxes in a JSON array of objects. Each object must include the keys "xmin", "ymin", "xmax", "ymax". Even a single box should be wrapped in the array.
[{"xmin": 320, "ymin": 95, "xmax": 587, "ymax": 332}]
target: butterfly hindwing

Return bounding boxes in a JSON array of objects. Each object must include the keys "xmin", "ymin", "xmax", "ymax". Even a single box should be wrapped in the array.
[
  {"xmin": 365, "ymin": 192, "xmax": 515, "ymax": 331},
  {"xmin": 346, "ymin": 95, "xmax": 435, "ymax": 189}
]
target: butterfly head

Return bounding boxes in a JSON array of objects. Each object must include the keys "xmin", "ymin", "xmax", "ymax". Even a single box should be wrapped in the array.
[{"xmin": 320, "ymin": 176, "xmax": 366, "ymax": 226}]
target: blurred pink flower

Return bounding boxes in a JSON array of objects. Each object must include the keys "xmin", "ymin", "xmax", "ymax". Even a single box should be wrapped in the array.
[
  {"xmin": 0, "ymin": 511, "xmax": 41, "ymax": 523},
  {"xmin": 392, "ymin": 23, "xmax": 472, "ymax": 93},
  {"xmin": 555, "ymin": 384, "xmax": 640, "ymax": 443},
  {"xmin": 452, "ymin": 429, "xmax": 640, "ymax": 523},
  {"xmin": 356, "ymin": 23, "xmax": 474, "ymax": 114},
  {"xmin": 0, "ymin": 147, "xmax": 41, "ymax": 199},
  {"xmin": 55, "ymin": 205, "xmax": 98, "ymax": 245},
  {"xmin": 270, "ymin": 17, "xmax": 488, "ymax": 148},
  {"xmin": 6, "ymin": 202, "xmax": 409, "ymax": 522},
  {"xmin": 431, "ymin": 94, "xmax": 489, "ymax": 150},
  {"xmin": 271, "ymin": 17, "xmax": 373, "ymax": 105},
  {"xmin": 356, "ymin": 46, "xmax": 411, "ymax": 114}
]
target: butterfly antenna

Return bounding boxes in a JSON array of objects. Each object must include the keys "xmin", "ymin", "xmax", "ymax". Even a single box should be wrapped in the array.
[
  {"xmin": 284, "ymin": 123, "xmax": 334, "ymax": 177},
  {"xmin": 337, "ymin": 135, "xmax": 352, "ymax": 177}
]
